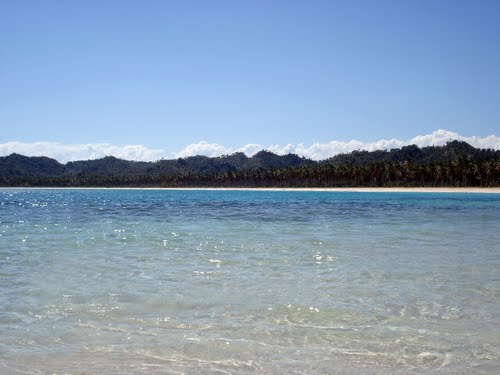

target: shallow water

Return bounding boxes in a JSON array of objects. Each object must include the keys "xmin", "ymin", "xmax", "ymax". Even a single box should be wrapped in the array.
[{"xmin": 0, "ymin": 189, "xmax": 499, "ymax": 374}]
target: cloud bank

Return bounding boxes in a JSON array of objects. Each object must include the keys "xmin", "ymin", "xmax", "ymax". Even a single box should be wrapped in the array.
[
  {"xmin": 0, "ymin": 130, "xmax": 498, "ymax": 163},
  {"xmin": 0, "ymin": 142, "xmax": 165, "ymax": 163},
  {"xmin": 174, "ymin": 129, "xmax": 500, "ymax": 160}
]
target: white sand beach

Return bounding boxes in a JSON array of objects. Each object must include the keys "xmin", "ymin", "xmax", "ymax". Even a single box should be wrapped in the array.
[
  {"xmin": 4, "ymin": 187, "xmax": 500, "ymax": 193},
  {"xmin": 154, "ymin": 187, "xmax": 500, "ymax": 193}
]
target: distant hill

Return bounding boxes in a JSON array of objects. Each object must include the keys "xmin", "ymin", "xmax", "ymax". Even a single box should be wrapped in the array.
[
  {"xmin": 324, "ymin": 141, "xmax": 496, "ymax": 166},
  {"xmin": 65, "ymin": 156, "xmax": 151, "ymax": 176},
  {"xmin": 0, "ymin": 141, "xmax": 498, "ymax": 187},
  {"xmin": 0, "ymin": 150, "xmax": 314, "ymax": 179},
  {"xmin": 0, "ymin": 153, "xmax": 65, "ymax": 177}
]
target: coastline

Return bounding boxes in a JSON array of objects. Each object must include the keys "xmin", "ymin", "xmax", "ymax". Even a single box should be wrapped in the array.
[{"xmin": 1, "ymin": 186, "xmax": 499, "ymax": 193}]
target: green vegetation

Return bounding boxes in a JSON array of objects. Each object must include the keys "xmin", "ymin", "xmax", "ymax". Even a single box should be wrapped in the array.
[{"xmin": 1, "ymin": 141, "xmax": 499, "ymax": 187}]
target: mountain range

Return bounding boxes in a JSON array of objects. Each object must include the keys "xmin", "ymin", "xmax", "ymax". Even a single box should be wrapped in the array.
[{"xmin": 1, "ymin": 141, "xmax": 498, "ymax": 187}]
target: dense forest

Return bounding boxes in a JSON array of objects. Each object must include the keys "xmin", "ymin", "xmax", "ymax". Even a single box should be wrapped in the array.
[{"xmin": 0, "ymin": 141, "xmax": 499, "ymax": 187}]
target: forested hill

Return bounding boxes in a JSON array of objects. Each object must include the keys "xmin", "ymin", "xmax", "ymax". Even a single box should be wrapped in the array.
[
  {"xmin": 1, "ymin": 141, "xmax": 499, "ymax": 187},
  {"xmin": 0, "ymin": 150, "xmax": 314, "ymax": 178}
]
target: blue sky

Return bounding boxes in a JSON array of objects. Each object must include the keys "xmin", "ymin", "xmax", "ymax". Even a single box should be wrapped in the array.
[{"xmin": 1, "ymin": 0, "xmax": 499, "ymax": 161}]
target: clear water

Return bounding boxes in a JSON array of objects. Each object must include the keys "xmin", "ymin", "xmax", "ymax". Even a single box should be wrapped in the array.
[{"xmin": 0, "ymin": 189, "xmax": 499, "ymax": 374}]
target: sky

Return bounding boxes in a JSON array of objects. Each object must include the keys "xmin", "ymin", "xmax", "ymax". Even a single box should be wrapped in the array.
[{"xmin": 1, "ymin": 0, "xmax": 499, "ymax": 162}]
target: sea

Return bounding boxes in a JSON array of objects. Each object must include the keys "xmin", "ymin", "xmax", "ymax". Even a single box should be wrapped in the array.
[{"xmin": 0, "ymin": 188, "xmax": 499, "ymax": 374}]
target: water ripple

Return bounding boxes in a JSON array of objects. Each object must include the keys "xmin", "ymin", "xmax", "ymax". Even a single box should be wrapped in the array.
[{"xmin": 0, "ymin": 189, "xmax": 499, "ymax": 374}]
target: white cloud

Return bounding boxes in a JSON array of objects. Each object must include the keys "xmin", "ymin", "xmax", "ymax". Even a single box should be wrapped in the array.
[
  {"xmin": 1, "ymin": 130, "xmax": 498, "ymax": 163},
  {"xmin": 289, "ymin": 129, "xmax": 499, "ymax": 159},
  {"xmin": 235, "ymin": 143, "xmax": 263, "ymax": 156},
  {"xmin": 0, "ymin": 142, "xmax": 166, "ymax": 163},
  {"xmin": 171, "ymin": 142, "xmax": 266, "ymax": 159},
  {"xmin": 172, "ymin": 141, "xmax": 231, "ymax": 159}
]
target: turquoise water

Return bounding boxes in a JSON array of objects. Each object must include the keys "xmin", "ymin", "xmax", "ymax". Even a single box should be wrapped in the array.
[{"xmin": 0, "ymin": 189, "xmax": 499, "ymax": 374}]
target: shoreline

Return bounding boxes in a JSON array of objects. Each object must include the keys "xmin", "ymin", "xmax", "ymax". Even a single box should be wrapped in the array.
[{"xmin": 1, "ymin": 187, "xmax": 499, "ymax": 193}]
